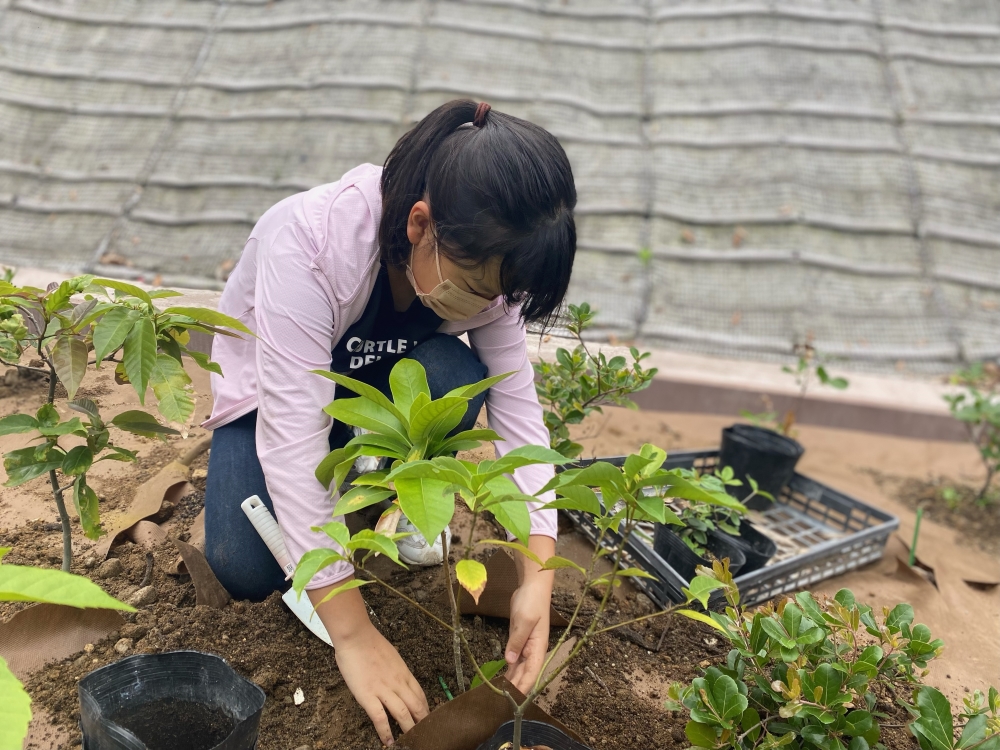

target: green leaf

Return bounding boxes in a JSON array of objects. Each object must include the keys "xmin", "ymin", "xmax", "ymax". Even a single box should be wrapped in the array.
[
  {"xmin": 539, "ymin": 556, "xmax": 587, "ymax": 575},
  {"xmin": 109, "ymin": 410, "xmax": 180, "ymax": 438},
  {"xmin": 147, "ymin": 289, "xmax": 184, "ymax": 299},
  {"xmin": 50, "ymin": 335, "xmax": 88, "ymax": 400},
  {"xmin": 408, "ymin": 397, "xmax": 469, "ymax": 444},
  {"xmin": 311, "ymin": 369, "xmax": 408, "ymax": 426},
  {"xmin": 388, "ymin": 359, "xmax": 431, "ymax": 421},
  {"xmin": 36, "ymin": 403, "xmax": 59, "ymax": 428},
  {"xmin": 333, "ymin": 487, "xmax": 396, "ymax": 517},
  {"xmin": 741, "ymin": 707, "xmax": 762, "ymax": 744},
  {"xmin": 161, "ymin": 306, "xmax": 254, "ymax": 336},
  {"xmin": 843, "ymin": 711, "xmax": 873, "ymax": 737},
  {"xmin": 486, "ymin": 445, "xmax": 572, "ymax": 478},
  {"xmin": 67, "ymin": 398, "xmax": 102, "ymax": 427},
  {"xmin": 0, "ymin": 655, "xmax": 32, "ymax": 750},
  {"xmin": 443, "ymin": 371, "xmax": 514, "ymax": 400},
  {"xmin": 291, "ymin": 549, "xmax": 347, "ymax": 595},
  {"xmin": 0, "ymin": 563, "xmax": 133, "ymax": 610},
  {"xmin": 470, "ymin": 659, "xmax": 506, "ymax": 689},
  {"xmin": 911, "ymin": 687, "xmax": 955, "ymax": 750},
  {"xmin": 346, "ymin": 529, "xmax": 402, "ymax": 564},
  {"xmin": 92, "ymin": 307, "xmax": 140, "ymax": 364},
  {"xmin": 489, "ymin": 497, "xmax": 531, "ymax": 545},
  {"xmin": 684, "ymin": 575, "xmax": 723, "ymax": 609},
  {"xmin": 395, "ymin": 477, "xmax": 456, "ymax": 545},
  {"xmin": 834, "ymin": 589, "xmax": 857, "ymax": 609},
  {"xmin": 3, "ymin": 447, "xmax": 63, "ymax": 487},
  {"xmin": 315, "ymin": 448, "xmax": 360, "ymax": 491},
  {"xmin": 0, "ymin": 414, "xmax": 38, "ymax": 436},
  {"xmin": 346, "ymin": 431, "xmax": 410, "ymax": 459},
  {"xmin": 476, "ymin": 541, "xmax": 542, "ymax": 567},
  {"xmin": 123, "ymin": 316, "xmax": 156, "ymax": 402},
  {"xmin": 61, "ymin": 446, "xmax": 93, "ymax": 476},
  {"xmin": 72, "ymin": 476, "xmax": 102, "ymax": 540},
  {"xmin": 325, "ymin": 398, "xmax": 409, "ymax": 445},
  {"xmin": 712, "ymin": 673, "xmax": 749, "ymax": 720},
  {"xmin": 38, "ymin": 417, "xmax": 86, "ymax": 438},
  {"xmin": 149, "ymin": 353, "xmax": 194, "ymax": 424},
  {"xmin": 315, "ymin": 578, "xmax": 371, "ymax": 606},
  {"xmin": 886, "ymin": 603, "xmax": 914, "ymax": 632},
  {"xmin": 184, "ymin": 348, "xmax": 223, "ymax": 376},
  {"xmin": 436, "ymin": 428, "xmax": 503, "ymax": 454},
  {"xmin": 455, "ymin": 559, "xmax": 488, "ymax": 604},
  {"xmin": 314, "ymin": 521, "xmax": 352, "ymax": 552},
  {"xmin": 94, "ymin": 278, "xmax": 152, "ymax": 306},
  {"xmin": 677, "ymin": 609, "xmax": 728, "ymax": 634},
  {"xmin": 544, "ymin": 485, "xmax": 601, "ymax": 515},
  {"xmin": 685, "ymin": 721, "xmax": 718, "ymax": 749},
  {"xmin": 617, "ymin": 567, "xmax": 658, "ymax": 580}
]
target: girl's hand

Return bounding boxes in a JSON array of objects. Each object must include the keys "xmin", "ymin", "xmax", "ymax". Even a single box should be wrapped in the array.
[
  {"xmin": 309, "ymin": 580, "xmax": 429, "ymax": 745},
  {"xmin": 504, "ymin": 535, "xmax": 556, "ymax": 693}
]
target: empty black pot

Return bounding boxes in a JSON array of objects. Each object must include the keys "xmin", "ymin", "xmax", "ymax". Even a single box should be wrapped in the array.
[
  {"xmin": 477, "ymin": 719, "xmax": 592, "ymax": 750},
  {"xmin": 653, "ymin": 524, "xmax": 746, "ymax": 582},
  {"xmin": 720, "ymin": 521, "xmax": 777, "ymax": 574},
  {"xmin": 79, "ymin": 651, "xmax": 265, "ymax": 750},
  {"xmin": 719, "ymin": 425, "xmax": 804, "ymax": 509}
]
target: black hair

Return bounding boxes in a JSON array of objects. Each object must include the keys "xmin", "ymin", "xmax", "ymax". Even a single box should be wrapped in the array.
[{"xmin": 379, "ymin": 99, "xmax": 577, "ymax": 324}]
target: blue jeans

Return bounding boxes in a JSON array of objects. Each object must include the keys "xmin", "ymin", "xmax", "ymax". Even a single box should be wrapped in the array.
[{"xmin": 204, "ymin": 334, "xmax": 488, "ymax": 601}]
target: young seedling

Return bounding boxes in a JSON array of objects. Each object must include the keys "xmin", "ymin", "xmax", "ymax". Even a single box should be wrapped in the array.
[
  {"xmin": 0, "ymin": 546, "xmax": 134, "ymax": 749},
  {"xmin": 742, "ymin": 342, "xmax": 849, "ymax": 436},
  {"xmin": 944, "ymin": 363, "xmax": 1000, "ymax": 503},
  {"xmin": 534, "ymin": 303, "xmax": 657, "ymax": 458},
  {"xmin": 665, "ymin": 563, "xmax": 1000, "ymax": 750},
  {"xmin": 0, "ymin": 274, "xmax": 250, "ymax": 570}
]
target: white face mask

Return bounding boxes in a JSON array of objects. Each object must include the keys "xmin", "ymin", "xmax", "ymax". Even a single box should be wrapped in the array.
[{"xmin": 405, "ymin": 246, "xmax": 493, "ymax": 321}]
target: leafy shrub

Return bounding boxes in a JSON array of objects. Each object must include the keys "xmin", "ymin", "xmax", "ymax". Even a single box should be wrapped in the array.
[
  {"xmin": 944, "ymin": 363, "xmax": 1000, "ymax": 502},
  {"xmin": 667, "ymin": 563, "xmax": 998, "ymax": 750},
  {"xmin": 534, "ymin": 303, "xmax": 656, "ymax": 458}
]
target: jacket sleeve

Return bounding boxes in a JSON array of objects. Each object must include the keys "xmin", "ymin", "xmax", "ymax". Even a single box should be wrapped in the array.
[
  {"xmin": 253, "ymin": 222, "xmax": 354, "ymax": 590},
  {"xmin": 468, "ymin": 313, "xmax": 558, "ymax": 540}
]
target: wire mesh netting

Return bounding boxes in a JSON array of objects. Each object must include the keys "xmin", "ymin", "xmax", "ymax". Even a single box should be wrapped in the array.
[{"xmin": 1, "ymin": 0, "xmax": 998, "ymax": 371}]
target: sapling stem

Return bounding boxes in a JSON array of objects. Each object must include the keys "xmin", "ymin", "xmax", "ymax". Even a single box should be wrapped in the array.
[
  {"xmin": 48, "ymin": 469, "xmax": 73, "ymax": 571},
  {"xmin": 442, "ymin": 530, "xmax": 466, "ymax": 693},
  {"xmin": 908, "ymin": 508, "xmax": 924, "ymax": 567}
]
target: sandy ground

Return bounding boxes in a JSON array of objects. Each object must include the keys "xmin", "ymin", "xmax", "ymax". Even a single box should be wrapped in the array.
[{"xmin": 3, "ymin": 363, "xmax": 998, "ymax": 747}]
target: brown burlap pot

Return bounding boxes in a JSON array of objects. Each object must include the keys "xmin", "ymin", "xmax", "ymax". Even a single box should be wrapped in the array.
[{"xmin": 396, "ymin": 677, "xmax": 584, "ymax": 750}]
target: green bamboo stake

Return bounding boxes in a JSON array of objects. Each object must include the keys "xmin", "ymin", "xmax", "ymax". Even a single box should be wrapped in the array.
[
  {"xmin": 908, "ymin": 507, "xmax": 924, "ymax": 567},
  {"xmin": 438, "ymin": 675, "xmax": 454, "ymax": 701}
]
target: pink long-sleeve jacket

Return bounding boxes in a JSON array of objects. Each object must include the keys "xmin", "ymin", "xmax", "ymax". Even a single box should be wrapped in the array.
[{"xmin": 203, "ymin": 163, "xmax": 557, "ymax": 590}]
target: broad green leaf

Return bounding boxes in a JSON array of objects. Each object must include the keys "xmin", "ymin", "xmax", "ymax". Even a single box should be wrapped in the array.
[
  {"xmin": 455, "ymin": 559, "xmax": 488, "ymax": 604},
  {"xmin": 36, "ymin": 403, "xmax": 59, "ymax": 428},
  {"xmin": 834, "ymin": 589, "xmax": 857, "ymax": 609},
  {"xmin": 315, "ymin": 578, "xmax": 371, "ymax": 606},
  {"xmin": 333, "ymin": 487, "xmax": 396, "ymax": 516},
  {"xmin": 150, "ymin": 353, "xmax": 194, "ymax": 424},
  {"xmin": 444, "ymin": 371, "xmax": 515, "ymax": 400},
  {"xmin": 685, "ymin": 721, "xmax": 718, "ymax": 749},
  {"xmin": 147, "ymin": 289, "xmax": 184, "ymax": 299},
  {"xmin": 489, "ymin": 497, "xmax": 531, "ymax": 545},
  {"xmin": 109, "ymin": 410, "xmax": 179, "ymax": 439},
  {"xmin": 741, "ymin": 707, "xmax": 762, "ymax": 744},
  {"xmin": 545, "ymin": 485, "xmax": 601, "ymax": 515},
  {"xmin": 61, "ymin": 446, "xmax": 93, "ymax": 476},
  {"xmin": 92, "ymin": 307, "xmax": 140, "ymax": 364},
  {"xmin": 0, "ymin": 564, "xmax": 133, "ymax": 610},
  {"xmin": 292, "ymin": 549, "xmax": 347, "ymax": 595},
  {"xmin": 624, "ymin": 453, "xmax": 656, "ymax": 479},
  {"xmin": 3, "ymin": 447, "xmax": 63, "ymax": 488},
  {"xmin": 957, "ymin": 714, "xmax": 989, "ymax": 750},
  {"xmin": 395, "ymin": 477, "xmax": 456, "ymax": 545},
  {"xmin": 486, "ymin": 445, "xmax": 572, "ymax": 479},
  {"xmin": 408, "ymin": 397, "xmax": 468, "ymax": 444},
  {"xmin": 635, "ymin": 492, "xmax": 668, "ymax": 524},
  {"xmin": 44, "ymin": 280, "xmax": 74, "ymax": 313},
  {"xmin": 539, "ymin": 556, "xmax": 587, "ymax": 575},
  {"xmin": 346, "ymin": 529, "xmax": 402, "ymax": 564},
  {"xmin": 617, "ymin": 567, "xmax": 658, "ymax": 580},
  {"xmin": 435, "ymin": 428, "xmax": 503, "ymax": 455},
  {"xmin": 795, "ymin": 591, "xmax": 827, "ymax": 627},
  {"xmin": 184, "ymin": 348, "xmax": 223, "ymax": 376},
  {"xmin": 712, "ymin": 674, "xmax": 749, "ymax": 720},
  {"xmin": 67, "ymin": 398, "xmax": 102, "ymax": 427},
  {"xmin": 684, "ymin": 575, "xmax": 723, "ymax": 609},
  {"xmin": 311, "ymin": 369, "xmax": 408, "ymax": 426},
  {"xmin": 315, "ymin": 451, "xmax": 359, "ymax": 492},
  {"xmin": 0, "ymin": 414, "xmax": 38, "ymax": 436},
  {"xmin": 38, "ymin": 417, "xmax": 86, "ymax": 438},
  {"xmin": 552, "ymin": 461, "xmax": 628, "ymax": 494},
  {"xmin": 470, "ymin": 659, "xmax": 506, "ymax": 689},
  {"xmin": 677, "ymin": 609, "xmax": 728, "ymax": 634},
  {"xmin": 0, "ymin": 655, "xmax": 31, "ymax": 750},
  {"xmin": 476, "ymin": 541, "xmax": 542, "ymax": 567},
  {"xmin": 313, "ymin": 521, "xmax": 352, "ymax": 551},
  {"xmin": 72, "ymin": 476, "xmax": 102, "ymax": 540},
  {"xmin": 94, "ymin": 278, "xmax": 152, "ymax": 306},
  {"xmin": 843, "ymin": 711, "xmax": 873, "ymax": 737},
  {"xmin": 886, "ymin": 603, "xmax": 914, "ymax": 632},
  {"xmin": 161, "ymin": 306, "xmax": 253, "ymax": 336},
  {"xmin": 657, "ymin": 472, "xmax": 747, "ymax": 511},
  {"xmin": 911, "ymin": 687, "xmax": 955, "ymax": 750},
  {"xmin": 638, "ymin": 443, "xmax": 667, "ymax": 475},
  {"xmin": 325, "ymin": 398, "xmax": 409, "ymax": 445},
  {"xmin": 389, "ymin": 359, "xmax": 431, "ymax": 421},
  {"xmin": 51, "ymin": 335, "xmax": 88, "ymax": 400},
  {"xmin": 123, "ymin": 316, "xmax": 156, "ymax": 401},
  {"xmin": 809, "ymin": 664, "xmax": 844, "ymax": 707}
]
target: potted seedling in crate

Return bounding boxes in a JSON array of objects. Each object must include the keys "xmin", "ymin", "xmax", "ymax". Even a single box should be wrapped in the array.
[
  {"xmin": 293, "ymin": 357, "xmax": 741, "ymax": 749},
  {"xmin": 0, "ymin": 274, "xmax": 250, "ymax": 570}
]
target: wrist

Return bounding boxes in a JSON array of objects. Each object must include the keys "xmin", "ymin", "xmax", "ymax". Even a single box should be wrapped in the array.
[
  {"xmin": 516, "ymin": 535, "xmax": 556, "ymax": 590},
  {"xmin": 306, "ymin": 578, "xmax": 375, "ymax": 648}
]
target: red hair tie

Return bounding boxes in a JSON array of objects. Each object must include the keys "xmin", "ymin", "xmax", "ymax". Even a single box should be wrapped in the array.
[{"xmin": 474, "ymin": 102, "xmax": 491, "ymax": 128}]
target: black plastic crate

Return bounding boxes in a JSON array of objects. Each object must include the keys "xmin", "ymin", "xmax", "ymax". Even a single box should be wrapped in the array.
[{"xmin": 562, "ymin": 450, "xmax": 899, "ymax": 609}]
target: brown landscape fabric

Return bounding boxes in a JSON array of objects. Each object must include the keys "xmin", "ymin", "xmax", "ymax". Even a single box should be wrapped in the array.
[
  {"xmin": 169, "ymin": 537, "xmax": 231, "ymax": 609},
  {"xmin": 0, "ymin": 603, "xmax": 124, "ymax": 679},
  {"xmin": 396, "ymin": 676, "xmax": 584, "ymax": 750},
  {"xmin": 439, "ymin": 551, "xmax": 570, "ymax": 626},
  {"xmin": 168, "ymin": 508, "xmax": 206, "ymax": 575}
]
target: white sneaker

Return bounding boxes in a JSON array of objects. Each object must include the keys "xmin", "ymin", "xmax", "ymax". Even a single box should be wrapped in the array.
[{"xmin": 396, "ymin": 514, "xmax": 450, "ymax": 567}]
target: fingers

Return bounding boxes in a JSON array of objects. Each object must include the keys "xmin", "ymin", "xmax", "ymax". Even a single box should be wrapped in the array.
[
  {"xmin": 401, "ymin": 676, "xmax": 430, "ymax": 722},
  {"xmin": 381, "ymin": 691, "xmax": 417, "ymax": 735},
  {"xmin": 358, "ymin": 696, "xmax": 395, "ymax": 747},
  {"xmin": 505, "ymin": 611, "xmax": 536, "ymax": 667}
]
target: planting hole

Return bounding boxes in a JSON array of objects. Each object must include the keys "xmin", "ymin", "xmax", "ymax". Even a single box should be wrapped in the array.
[{"xmin": 109, "ymin": 698, "xmax": 236, "ymax": 750}]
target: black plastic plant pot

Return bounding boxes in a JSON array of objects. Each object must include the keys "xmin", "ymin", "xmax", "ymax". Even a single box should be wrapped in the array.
[
  {"xmin": 721, "ymin": 521, "xmax": 777, "ymax": 574},
  {"xmin": 477, "ymin": 719, "xmax": 593, "ymax": 750},
  {"xmin": 652, "ymin": 525, "xmax": 747, "ymax": 583},
  {"xmin": 719, "ymin": 425, "xmax": 804, "ymax": 510},
  {"xmin": 78, "ymin": 651, "xmax": 266, "ymax": 750}
]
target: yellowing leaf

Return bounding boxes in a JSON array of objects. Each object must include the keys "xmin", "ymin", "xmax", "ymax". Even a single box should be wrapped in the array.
[
  {"xmin": 677, "ymin": 609, "xmax": 728, "ymax": 634},
  {"xmin": 455, "ymin": 559, "xmax": 488, "ymax": 605}
]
